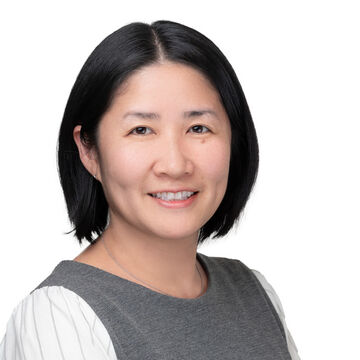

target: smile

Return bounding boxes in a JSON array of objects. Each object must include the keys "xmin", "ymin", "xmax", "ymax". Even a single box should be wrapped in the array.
[
  {"xmin": 149, "ymin": 191, "xmax": 199, "ymax": 201},
  {"xmin": 148, "ymin": 192, "xmax": 199, "ymax": 209}
]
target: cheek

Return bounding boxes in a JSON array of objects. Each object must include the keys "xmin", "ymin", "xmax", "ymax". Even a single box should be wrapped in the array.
[
  {"xmin": 100, "ymin": 144, "xmax": 149, "ymax": 189},
  {"xmin": 200, "ymin": 140, "xmax": 231, "ymax": 184}
]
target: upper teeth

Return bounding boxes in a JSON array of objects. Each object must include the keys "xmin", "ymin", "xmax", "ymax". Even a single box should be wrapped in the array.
[{"xmin": 151, "ymin": 191, "xmax": 195, "ymax": 200}]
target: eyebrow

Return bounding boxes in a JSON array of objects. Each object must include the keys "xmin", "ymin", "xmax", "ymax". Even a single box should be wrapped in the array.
[{"xmin": 122, "ymin": 109, "xmax": 218, "ymax": 121}]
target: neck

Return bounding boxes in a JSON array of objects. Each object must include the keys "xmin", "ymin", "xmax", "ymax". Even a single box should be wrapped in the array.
[{"xmin": 98, "ymin": 219, "xmax": 204, "ymax": 298}]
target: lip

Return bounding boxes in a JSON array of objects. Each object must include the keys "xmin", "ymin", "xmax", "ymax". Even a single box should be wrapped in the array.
[
  {"xmin": 148, "ymin": 192, "xmax": 199, "ymax": 209},
  {"xmin": 147, "ymin": 189, "xmax": 198, "ymax": 194}
]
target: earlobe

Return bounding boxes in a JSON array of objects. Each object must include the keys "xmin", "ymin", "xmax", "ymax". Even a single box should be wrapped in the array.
[{"xmin": 73, "ymin": 125, "xmax": 99, "ymax": 179}]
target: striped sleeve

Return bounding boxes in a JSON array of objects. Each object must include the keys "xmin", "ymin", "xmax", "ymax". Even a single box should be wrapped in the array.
[
  {"xmin": 0, "ymin": 286, "xmax": 117, "ymax": 360},
  {"xmin": 251, "ymin": 269, "xmax": 301, "ymax": 360}
]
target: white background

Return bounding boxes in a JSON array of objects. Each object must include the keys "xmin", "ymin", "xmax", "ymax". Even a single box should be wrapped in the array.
[{"xmin": 0, "ymin": 1, "xmax": 359, "ymax": 359}]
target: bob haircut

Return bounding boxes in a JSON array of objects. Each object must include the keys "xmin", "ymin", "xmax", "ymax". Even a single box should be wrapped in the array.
[{"xmin": 58, "ymin": 20, "xmax": 259, "ymax": 245}]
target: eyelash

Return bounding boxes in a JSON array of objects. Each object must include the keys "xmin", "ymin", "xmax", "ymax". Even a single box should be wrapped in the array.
[{"xmin": 128, "ymin": 125, "xmax": 211, "ymax": 136}]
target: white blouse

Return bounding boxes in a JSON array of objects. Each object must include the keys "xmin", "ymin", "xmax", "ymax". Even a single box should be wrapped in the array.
[{"xmin": 0, "ymin": 269, "xmax": 300, "ymax": 359}]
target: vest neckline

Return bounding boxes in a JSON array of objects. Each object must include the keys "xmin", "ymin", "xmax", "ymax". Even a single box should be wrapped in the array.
[{"xmin": 57, "ymin": 252, "xmax": 212, "ymax": 303}]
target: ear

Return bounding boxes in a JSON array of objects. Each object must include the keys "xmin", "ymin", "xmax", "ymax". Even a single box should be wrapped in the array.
[{"xmin": 73, "ymin": 125, "xmax": 101, "ymax": 182}]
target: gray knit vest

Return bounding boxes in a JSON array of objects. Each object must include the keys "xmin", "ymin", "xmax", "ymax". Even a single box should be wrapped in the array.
[{"xmin": 31, "ymin": 252, "xmax": 292, "ymax": 360}]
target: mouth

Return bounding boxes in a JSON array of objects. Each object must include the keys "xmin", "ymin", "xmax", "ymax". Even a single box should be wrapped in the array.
[
  {"xmin": 147, "ymin": 191, "xmax": 199, "ymax": 201},
  {"xmin": 147, "ymin": 191, "xmax": 199, "ymax": 209}
]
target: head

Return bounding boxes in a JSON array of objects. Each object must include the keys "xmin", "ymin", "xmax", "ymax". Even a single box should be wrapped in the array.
[{"xmin": 58, "ymin": 20, "xmax": 259, "ymax": 245}]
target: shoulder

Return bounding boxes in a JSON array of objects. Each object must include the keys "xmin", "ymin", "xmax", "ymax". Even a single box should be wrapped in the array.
[
  {"xmin": 250, "ymin": 269, "xmax": 301, "ymax": 360},
  {"xmin": 202, "ymin": 254, "xmax": 288, "ymax": 325},
  {"xmin": 0, "ymin": 286, "xmax": 117, "ymax": 360},
  {"xmin": 251, "ymin": 269, "xmax": 286, "ymax": 319}
]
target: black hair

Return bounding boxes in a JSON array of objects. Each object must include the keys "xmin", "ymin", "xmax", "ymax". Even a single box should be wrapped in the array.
[{"xmin": 58, "ymin": 20, "xmax": 259, "ymax": 245}]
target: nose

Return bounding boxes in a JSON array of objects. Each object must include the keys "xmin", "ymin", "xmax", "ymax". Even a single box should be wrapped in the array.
[{"xmin": 152, "ymin": 133, "xmax": 194, "ymax": 178}]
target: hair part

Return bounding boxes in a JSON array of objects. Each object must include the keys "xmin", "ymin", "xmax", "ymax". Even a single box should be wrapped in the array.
[{"xmin": 57, "ymin": 20, "xmax": 259, "ymax": 245}]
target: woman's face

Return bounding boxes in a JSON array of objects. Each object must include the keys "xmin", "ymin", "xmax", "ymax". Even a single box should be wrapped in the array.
[{"xmin": 91, "ymin": 61, "xmax": 231, "ymax": 241}]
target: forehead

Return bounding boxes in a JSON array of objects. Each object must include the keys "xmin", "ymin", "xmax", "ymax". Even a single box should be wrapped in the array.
[{"xmin": 112, "ymin": 62, "xmax": 222, "ymax": 107}]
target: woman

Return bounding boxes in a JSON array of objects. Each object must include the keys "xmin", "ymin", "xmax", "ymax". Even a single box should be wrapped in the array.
[{"xmin": 0, "ymin": 20, "xmax": 300, "ymax": 359}]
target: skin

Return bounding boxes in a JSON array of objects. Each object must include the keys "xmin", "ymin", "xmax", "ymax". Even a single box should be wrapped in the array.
[{"xmin": 72, "ymin": 61, "xmax": 232, "ymax": 298}]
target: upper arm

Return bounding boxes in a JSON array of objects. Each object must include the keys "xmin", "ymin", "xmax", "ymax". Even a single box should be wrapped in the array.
[
  {"xmin": 251, "ymin": 269, "xmax": 301, "ymax": 360},
  {"xmin": 0, "ymin": 286, "xmax": 117, "ymax": 360}
]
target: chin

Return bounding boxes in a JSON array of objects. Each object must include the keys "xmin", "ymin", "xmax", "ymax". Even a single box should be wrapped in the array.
[{"xmin": 150, "ymin": 227, "xmax": 199, "ymax": 241}]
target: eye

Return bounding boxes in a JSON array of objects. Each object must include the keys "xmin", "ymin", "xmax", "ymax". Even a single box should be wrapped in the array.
[
  {"xmin": 189, "ymin": 125, "xmax": 211, "ymax": 134},
  {"xmin": 128, "ymin": 125, "xmax": 211, "ymax": 136},
  {"xmin": 129, "ymin": 126, "xmax": 153, "ymax": 136}
]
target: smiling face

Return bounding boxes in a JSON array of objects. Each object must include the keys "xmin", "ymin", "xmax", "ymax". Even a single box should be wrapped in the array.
[{"xmin": 80, "ymin": 61, "xmax": 232, "ymax": 242}]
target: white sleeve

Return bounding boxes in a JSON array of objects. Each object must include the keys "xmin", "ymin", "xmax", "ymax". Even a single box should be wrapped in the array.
[
  {"xmin": 0, "ymin": 286, "xmax": 117, "ymax": 360},
  {"xmin": 251, "ymin": 269, "xmax": 301, "ymax": 360}
]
